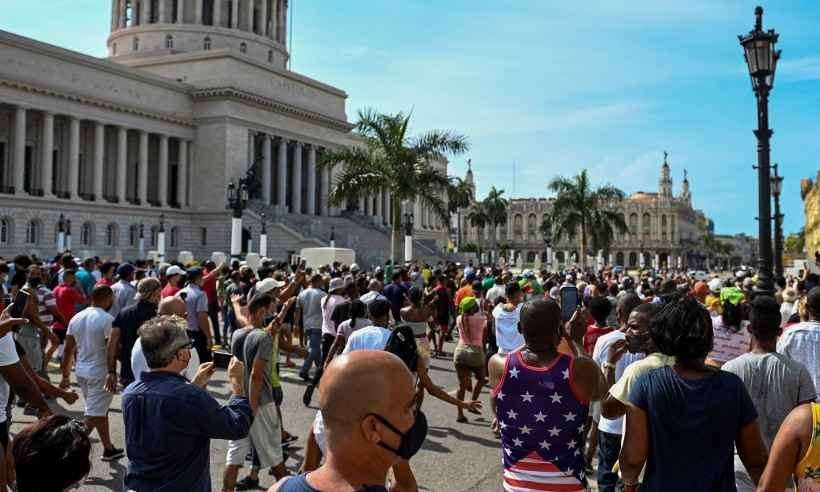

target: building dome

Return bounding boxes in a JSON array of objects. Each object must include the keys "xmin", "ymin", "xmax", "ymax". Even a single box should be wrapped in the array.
[{"xmin": 107, "ymin": 0, "xmax": 289, "ymax": 68}]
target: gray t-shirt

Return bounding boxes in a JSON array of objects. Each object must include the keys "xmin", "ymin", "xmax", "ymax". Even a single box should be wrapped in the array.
[
  {"xmin": 180, "ymin": 284, "xmax": 208, "ymax": 331},
  {"xmin": 723, "ymin": 351, "xmax": 817, "ymax": 449},
  {"xmin": 297, "ymin": 288, "xmax": 325, "ymax": 332},
  {"xmin": 242, "ymin": 328, "xmax": 275, "ymax": 406},
  {"xmin": 230, "ymin": 327, "xmax": 253, "ymax": 362}
]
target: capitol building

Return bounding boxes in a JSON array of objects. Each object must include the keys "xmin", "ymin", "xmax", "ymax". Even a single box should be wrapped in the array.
[
  {"xmin": 460, "ymin": 155, "xmax": 714, "ymax": 270},
  {"xmin": 0, "ymin": 0, "xmax": 448, "ymax": 266}
]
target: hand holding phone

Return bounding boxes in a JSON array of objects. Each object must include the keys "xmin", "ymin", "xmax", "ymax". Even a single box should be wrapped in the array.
[{"xmin": 9, "ymin": 290, "xmax": 30, "ymax": 319}]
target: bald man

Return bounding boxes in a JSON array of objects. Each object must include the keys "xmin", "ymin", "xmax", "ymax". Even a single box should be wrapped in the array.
[
  {"xmin": 271, "ymin": 351, "xmax": 424, "ymax": 492},
  {"xmin": 127, "ymin": 296, "xmax": 201, "ymax": 384}
]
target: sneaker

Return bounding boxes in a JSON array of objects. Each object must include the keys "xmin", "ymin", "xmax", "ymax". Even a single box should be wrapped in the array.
[
  {"xmin": 235, "ymin": 476, "xmax": 260, "ymax": 491},
  {"xmin": 102, "ymin": 447, "xmax": 125, "ymax": 461},
  {"xmin": 302, "ymin": 384, "xmax": 314, "ymax": 406}
]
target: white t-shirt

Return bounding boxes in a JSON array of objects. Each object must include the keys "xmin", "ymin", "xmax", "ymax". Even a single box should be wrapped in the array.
[
  {"xmin": 67, "ymin": 306, "xmax": 114, "ymax": 379},
  {"xmin": 343, "ymin": 326, "xmax": 391, "ymax": 353},
  {"xmin": 336, "ymin": 318, "xmax": 372, "ymax": 339},
  {"xmin": 0, "ymin": 333, "xmax": 20, "ymax": 423},
  {"xmin": 485, "ymin": 284, "xmax": 505, "ymax": 304},
  {"xmin": 130, "ymin": 338, "xmax": 200, "ymax": 382},
  {"xmin": 778, "ymin": 320, "xmax": 820, "ymax": 399},
  {"xmin": 591, "ymin": 330, "xmax": 644, "ymax": 435},
  {"xmin": 493, "ymin": 303, "xmax": 524, "ymax": 354}
]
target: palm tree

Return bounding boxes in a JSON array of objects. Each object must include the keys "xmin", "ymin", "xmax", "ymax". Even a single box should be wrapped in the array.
[
  {"xmin": 466, "ymin": 200, "xmax": 490, "ymax": 257},
  {"xmin": 548, "ymin": 170, "xmax": 627, "ymax": 269},
  {"xmin": 447, "ymin": 175, "xmax": 474, "ymax": 251},
  {"xmin": 318, "ymin": 108, "xmax": 469, "ymax": 262},
  {"xmin": 483, "ymin": 186, "xmax": 508, "ymax": 264}
]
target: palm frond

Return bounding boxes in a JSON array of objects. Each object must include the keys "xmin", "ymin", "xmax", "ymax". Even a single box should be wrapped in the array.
[{"xmin": 410, "ymin": 130, "xmax": 470, "ymax": 157}]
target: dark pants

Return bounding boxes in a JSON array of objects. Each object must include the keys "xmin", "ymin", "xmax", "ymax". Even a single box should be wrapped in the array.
[
  {"xmin": 208, "ymin": 302, "xmax": 221, "ymax": 344},
  {"xmin": 597, "ymin": 430, "xmax": 623, "ymax": 492},
  {"xmin": 188, "ymin": 330, "xmax": 212, "ymax": 363},
  {"xmin": 310, "ymin": 334, "xmax": 336, "ymax": 387}
]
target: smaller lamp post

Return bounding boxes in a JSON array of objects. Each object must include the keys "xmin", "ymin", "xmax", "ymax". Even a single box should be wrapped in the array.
[
  {"xmin": 770, "ymin": 163, "xmax": 784, "ymax": 280},
  {"xmin": 259, "ymin": 212, "xmax": 268, "ymax": 258},
  {"xmin": 403, "ymin": 210, "xmax": 414, "ymax": 263},
  {"xmin": 138, "ymin": 224, "xmax": 145, "ymax": 259},
  {"xmin": 57, "ymin": 214, "xmax": 66, "ymax": 253},
  {"xmin": 226, "ymin": 180, "xmax": 249, "ymax": 259},
  {"xmin": 157, "ymin": 212, "xmax": 166, "ymax": 263},
  {"xmin": 65, "ymin": 219, "xmax": 72, "ymax": 251}
]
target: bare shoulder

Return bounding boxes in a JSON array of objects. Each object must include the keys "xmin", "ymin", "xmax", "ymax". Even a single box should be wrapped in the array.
[{"xmin": 779, "ymin": 403, "xmax": 814, "ymax": 440}]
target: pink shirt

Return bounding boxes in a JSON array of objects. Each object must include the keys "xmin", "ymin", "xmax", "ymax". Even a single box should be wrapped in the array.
[
  {"xmin": 457, "ymin": 313, "xmax": 486, "ymax": 347},
  {"xmin": 320, "ymin": 294, "xmax": 346, "ymax": 336}
]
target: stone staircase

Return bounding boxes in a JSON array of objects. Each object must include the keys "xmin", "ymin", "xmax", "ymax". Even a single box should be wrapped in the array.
[{"xmin": 245, "ymin": 201, "xmax": 445, "ymax": 269}]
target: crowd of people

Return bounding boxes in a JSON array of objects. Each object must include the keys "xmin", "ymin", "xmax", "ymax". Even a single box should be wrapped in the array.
[{"xmin": 0, "ymin": 251, "xmax": 817, "ymax": 491}]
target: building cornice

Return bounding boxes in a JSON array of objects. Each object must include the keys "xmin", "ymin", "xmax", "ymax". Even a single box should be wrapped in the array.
[
  {"xmin": 0, "ymin": 78, "xmax": 195, "ymax": 128},
  {"xmin": 191, "ymin": 86, "xmax": 355, "ymax": 132}
]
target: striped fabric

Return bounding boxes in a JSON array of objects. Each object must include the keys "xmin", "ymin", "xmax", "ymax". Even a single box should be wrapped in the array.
[{"xmin": 503, "ymin": 452, "xmax": 585, "ymax": 491}]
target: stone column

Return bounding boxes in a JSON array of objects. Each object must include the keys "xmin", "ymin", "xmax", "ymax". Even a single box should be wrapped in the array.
[
  {"xmin": 158, "ymin": 134, "xmax": 169, "ymax": 206},
  {"xmin": 138, "ymin": 131, "xmax": 148, "ymax": 204},
  {"xmin": 117, "ymin": 127, "xmax": 127, "ymax": 202},
  {"xmin": 281, "ymin": 0, "xmax": 287, "ymax": 42},
  {"xmin": 375, "ymin": 188, "xmax": 383, "ymax": 221},
  {"xmin": 177, "ymin": 140, "xmax": 187, "ymax": 207},
  {"xmin": 366, "ymin": 195, "xmax": 374, "ymax": 217},
  {"xmin": 261, "ymin": 135, "xmax": 272, "ymax": 205},
  {"xmin": 195, "ymin": 0, "xmax": 203, "ymax": 23},
  {"xmin": 385, "ymin": 192, "xmax": 392, "ymax": 226},
  {"xmin": 231, "ymin": 0, "xmax": 239, "ymax": 27},
  {"xmin": 247, "ymin": 0, "xmax": 255, "ymax": 33},
  {"xmin": 214, "ymin": 0, "xmax": 222, "ymax": 26},
  {"xmin": 68, "ymin": 117, "xmax": 80, "ymax": 199},
  {"xmin": 259, "ymin": 0, "xmax": 267, "ymax": 35},
  {"xmin": 276, "ymin": 138, "xmax": 287, "ymax": 210},
  {"xmin": 12, "ymin": 107, "xmax": 26, "ymax": 194},
  {"xmin": 119, "ymin": 0, "xmax": 127, "ymax": 27},
  {"xmin": 142, "ymin": 0, "xmax": 151, "ymax": 24},
  {"xmin": 177, "ymin": 0, "xmax": 185, "ymax": 23},
  {"xmin": 111, "ymin": 0, "xmax": 119, "ymax": 30},
  {"xmin": 291, "ymin": 141, "xmax": 302, "ymax": 213},
  {"xmin": 41, "ymin": 112, "xmax": 54, "ymax": 197},
  {"xmin": 320, "ymin": 164, "xmax": 330, "ymax": 216},
  {"xmin": 271, "ymin": 0, "xmax": 278, "ymax": 40},
  {"xmin": 358, "ymin": 196, "xmax": 365, "ymax": 214},
  {"xmin": 158, "ymin": 0, "xmax": 167, "ymax": 22},
  {"xmin": 306, "ymin": 145, "xmax": 316, "ymax": 215},
  {"xmin": 93, "ymin": 122, "xmax": 105, "ymax": 201}
]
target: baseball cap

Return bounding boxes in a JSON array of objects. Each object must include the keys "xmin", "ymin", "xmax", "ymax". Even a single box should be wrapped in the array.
[
  {"xmin": 708, "ymin": 278, "xmax": 722, "ymax": 294},
  {"xmin": 117, "ymin": 263, "xmax": 135, "ymax": 278},
  {"xmin": 256, "ymin": 277, "xmax": 285, "ymax": 295},
  {"xmin": 186, "ymin": 267, "xmax": 202, "ymax": 278},
  {"xmin": 350, "ymin": 263, "xmax": 360, "ymax": 272},
  {"xmin": 166, "ymin": 265, "xmax": 184, "ymax": 277},
  {"xmin": 328, "ymin": 277, "xmax": 345, "ymax": 293}
]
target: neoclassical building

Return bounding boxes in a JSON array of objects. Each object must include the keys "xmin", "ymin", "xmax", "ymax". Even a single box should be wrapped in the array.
[
  {"xmin": 0, "ymin": 0, "xmax": 447, "ymax": 266},
  {"xmin": 460, "ymin": 154, "xmax": 713, "ymax": 270}
]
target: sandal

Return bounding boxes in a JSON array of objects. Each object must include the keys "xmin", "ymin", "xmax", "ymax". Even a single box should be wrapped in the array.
[{"xmin": 456, "ymin": 415, "xmax": 468, "ymax": 423}]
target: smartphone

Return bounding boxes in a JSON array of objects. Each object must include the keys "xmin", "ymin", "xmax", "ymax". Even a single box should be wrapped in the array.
[
  {"xmin": 559, "ymin": 285, "xmax": 578, "ymax": 322},
  {"xmin": 9, "ymin": 290, "xmax": 30, "ymax": 319}
]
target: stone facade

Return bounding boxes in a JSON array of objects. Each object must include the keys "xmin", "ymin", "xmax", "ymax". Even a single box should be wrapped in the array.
[
  {"xmin": 801, "ymin": 172, "xmax": 820, "ymax": 259},
  {"xmin": 460, "ymin": 154, "xmax": 713, "ymax": 269},
  {"xmin": 0, "ymin": 0, "xmax": 447, "ymax": 267}
]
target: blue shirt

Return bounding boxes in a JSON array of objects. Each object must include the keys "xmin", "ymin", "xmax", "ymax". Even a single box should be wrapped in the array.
[
  {"xmin": 628, "ymin": 366, "xmax": 757, "ymax": 492},
  {"xmin": 382, "ymin": 282, "xmax": 406, "ymax": 320},
  {"xmin": 278, "ymin": 474, "xmax": 387, "ymax": 492},
  {"xmin": 122, "ymin": 371, "xmax": 253, "ymax": 492}
]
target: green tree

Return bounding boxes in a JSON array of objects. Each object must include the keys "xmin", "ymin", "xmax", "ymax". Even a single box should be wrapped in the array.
[
  {"xmin": 447, "ymin": 175, "xmax": 474, "ymax": 250},
  {"xmin": 548, "ymin": 170, "xmax": 627, "ymax": 269},
  {"xmin": 785, "ymin": 228, "xmax": 806, "ymax": 255},
  {"xmin": 319, "ymin": 108, "xmax": 469, "ymax": 262},
  {"xmin": 466, "ymin": 200, "xmax": 490, "ymax": 255}
]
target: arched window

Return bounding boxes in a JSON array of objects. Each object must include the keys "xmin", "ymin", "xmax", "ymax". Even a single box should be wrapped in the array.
[
  {"xmin": 165, "ymin": 35, "xmax": 174, "ymax": 49},
  {"xmin": 642, "ymin": 213, "xmax": 652, "ymax": 238},
  {"xmin": 629, "ymin": 213, "xmax": 638, "ymax": 237},
  {"xmin": 80, "ymin": 222, "xmax": 93, "ymax": 246},
  {"xmin": 616, "ymin": 252, "xmax": 625, "ymax": 266},
  {"xmin": 661, "ymin": 215, "xmax": 668, "ymax": 241},
  {"xmin": 513, "ymin": 214, "xmax": 524, "ymax": 241},
  {"xmin": 150, "ymin": 226, "xmax": 158, "ymax": 247},
  {"xmin": 106, "ymin": 223, "xmax": 118, "ymax": 247},
  {"xmin": 527, "ymin": 214, "xmax": 537, "ymax": 241},
  {"xmin": 25, "ymin": 220, "xmax": 40, "ymax": 245},
  {"xmin": 239, "ymin": 42, "xmax": 247, "ymax": 54},
  {"xmin": 170, "ymin": 226, "xmax": 179, "ymax": 248},
  {"xmin": 133, "ymin": 37, "xmax": 140, "ymax": 51},
  {"xmin": 629, "ymin": 252, "xmax": 638, "ymax": 267},
  {"xmin": 129, "ymin": 224, "xmax": 139, "ymax": 247},
  {"xmin": 556, "ymin": 251, "xmax": 565, "ymax": 263},
  {"xmin": 527, "ymin": 251, "xmax": 536, "ymax": 263},
  {"xmin": 268, "ymin": 50, "xmax": 273, "ymax": 63},
  {"xmin": 204, "ymin": 36, "xmax": 212, "ymax": 50},
  {"xmin": 200, "ymin": 227, "xmax": 207, "ymax": 245},
  {"xmin": 0, "ymin": 218, "xmax": 10, "ymax": 245}
]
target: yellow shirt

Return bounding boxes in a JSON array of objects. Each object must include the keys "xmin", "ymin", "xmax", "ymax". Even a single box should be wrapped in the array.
[
  {"xmin": 609, "ymin": 352, "xmax": 675, "ymax": 404},
  {"xmin": 795, "ymin": 402, "xmax": 820, "ymax": 489}
]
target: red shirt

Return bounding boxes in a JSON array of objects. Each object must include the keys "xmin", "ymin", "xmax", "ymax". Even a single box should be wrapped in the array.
[
  {"xmin": 202, "ymin": 268, "xmax": 218, "ymax": 304},
  {"xmin": 583, "ymin": 323, "xmax": 613, "ymax": 355},
  {"xmin": 52, "ymin": 284, "xmax": 86, "ymax": 331},
  {"xmin": 161, "ymin": 283, "xmax": 181, "ymax": 299},
  {"xmin": 96, "ymin": 277, "xmax": 114, "ymax": 288}
]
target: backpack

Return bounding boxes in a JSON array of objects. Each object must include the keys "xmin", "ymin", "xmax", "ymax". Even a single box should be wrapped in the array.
[{"xmin": 384, "ymin": 325, "xmax": 419, "ymax": 374}]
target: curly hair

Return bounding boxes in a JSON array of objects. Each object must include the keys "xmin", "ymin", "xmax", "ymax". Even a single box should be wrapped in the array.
[
  {"xmin": 13, "ymin": 415, "xmax": 91, "ymax": 491},
  {"xmin": 650, "ymin": 297, "xmax": 713, "ymax": 361}
]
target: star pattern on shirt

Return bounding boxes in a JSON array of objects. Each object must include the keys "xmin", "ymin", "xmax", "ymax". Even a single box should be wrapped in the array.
[
  {"xmin": 499, "ymin": 420, "xmax": 508, "ymax": 430},
  {"xmin": 562, "ymin": 368, "xmax": 570, "ymax": 380},
  {"xmin": 534, "ymin": 411, "xmax": 547, "ymax": 422},
  {"xmin": 539, "ymin": 440, "xmax": 551, "ymax": 450},
  {"xmin": 548, "ymin": 426, "xmax": 561, "ymax": 437},
  {"xmin": 521, "ymin": 391, "xmax": 534, "ymax": 403},
  {"xmin": 577, "ymin": 424, "xmax": 585, "ymax": 434},
  {"xmin": 519, "ymin": 425, "xmax": 531, "ymax": 435},
  {"xmin": 567, "ymin": 439, "xmax": 577, "ymax": 449},
  {"xmin": 507, "ymin": 409, "xmax": 518, "ymax": 420},
  {"xmin": 496, "ymin": 391, "xmax": 505, "ymax": 401},
  {"xmin": 512, "ymin": 437, "xmax": 523, "ymax": 447},
  {"xmin": 550, "ymin": 392, "xmax": 563, "ymax": 404},
  {"xmin": 563, "ymin": 412, "xmax": 576, "ymax": 422},
  {"xmin": 509, "ymin": 367, "xmax": 520, "ymax": 378}
]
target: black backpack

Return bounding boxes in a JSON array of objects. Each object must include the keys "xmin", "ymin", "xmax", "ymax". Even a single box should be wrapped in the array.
[{"xmin": 384, "ymin": 325, "xmax": 419, "ymax": 374}]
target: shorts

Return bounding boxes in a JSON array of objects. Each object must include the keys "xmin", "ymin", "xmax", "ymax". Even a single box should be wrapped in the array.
[
  {"xmin": 249, "ymin": 402, "xmax": 283, "ymax": 468},
  {"xmin": 454, "ymin": 344, "xmax": 485, "ymax": 370},
  {"xmin": 77, "ymin": 376, "xmax": 113, "ymax": 417}
]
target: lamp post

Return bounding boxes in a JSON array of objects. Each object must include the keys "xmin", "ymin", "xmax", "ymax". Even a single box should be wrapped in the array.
[
  {"xmin": 771, "ymin": 163, "xmax": 784, "ymax": 280},
  {"xmin": 226, "ymin": 180, "xmax": 249, "ymax": 260},
  {"xmin": 330, "ymin": 226, "xmax": 336, "ymax": 248},
  {"xmin": 739, "ymin": 5, "xmax": 780, "ymax": 296},
  {"xmin": 138, "ymin": 224, "xmax": 145, "ymax": 259},
  {"xmin": 259, "ymin": 212, "xmax": 268, "ymax": 258},
  {"xmin": 65, "ymin": 219, "xmax": 72, "ymax": 251},
  {"xmin": 157, "ymin": 212, "xmax": 166, "ymax": 263},
  {"xmin": 403, "ymin": 210, "xmax": 414, "ymax": 263},
  {"xmin": 57, "ymin": 214, "xmax": 65, "ymax": 253}
]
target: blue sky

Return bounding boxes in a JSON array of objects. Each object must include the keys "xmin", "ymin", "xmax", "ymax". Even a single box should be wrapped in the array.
[{"xmin": 2, "ymin": 1, "xmax": 818, "ymax": 236}]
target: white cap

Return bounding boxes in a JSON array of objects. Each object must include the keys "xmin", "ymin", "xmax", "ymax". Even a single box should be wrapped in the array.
[
  {"xmin": 166, "ymin": 265, "xmax": 184, "ymax": 277},
  {"xmin": 328, "ymin": 277, "xmax": 346, "ymax": 293},
  {"xmin": 708, "ymin": 278, "xmax": 722, "ymax": 294},
  {"xmin": 350, "ymin": 263, "xmax": 360, "ymax": 272},
  {"xmin": 256, "ymin": 277, "xmax": 286, "ymax": 295}
]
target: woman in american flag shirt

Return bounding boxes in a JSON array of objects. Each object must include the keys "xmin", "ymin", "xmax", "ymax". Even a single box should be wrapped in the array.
[{"xmin": 489, "ymin": 299, "xmax": 607, "ymax": 492}]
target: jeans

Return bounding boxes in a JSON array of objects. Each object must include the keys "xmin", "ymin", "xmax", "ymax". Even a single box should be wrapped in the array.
[
  {"xmin": 310, "ymin": 334, "xmax": 336, "ymax": 387},
  {"xmin": 208, "ymin": 302, "xmax": 221, "ymax": 344},
  {"xmin": 597, "ymin": 430, "xmax": 623, "ymax": 492},
  {"xmin": 300, "ymin": 330, "xmax": 322, "ymax": 379}
]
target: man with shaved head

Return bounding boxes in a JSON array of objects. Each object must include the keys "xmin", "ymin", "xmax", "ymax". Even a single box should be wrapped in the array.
[{"xmin": 271, "ymin": 351, "xmax": 423, "ymax": 492}]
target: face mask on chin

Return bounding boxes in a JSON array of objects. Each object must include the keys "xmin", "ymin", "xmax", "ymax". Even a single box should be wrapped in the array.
[
  {"xmin": 368, "ymin": 410, "xmax": 428, "ymax": 461},
  {"xmin": 627, "ymin": 332, "xmax": 650, "ymax": 353}
]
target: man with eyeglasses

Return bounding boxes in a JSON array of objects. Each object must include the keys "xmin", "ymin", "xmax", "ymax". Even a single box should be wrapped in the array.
[{"xmin": 122, "ymin": 315, "xmax": 252, "ymax": 492}]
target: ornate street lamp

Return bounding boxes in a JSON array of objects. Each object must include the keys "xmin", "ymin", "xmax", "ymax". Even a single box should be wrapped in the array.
[
  {"xmin": 403, "ymin": 210, "xmax": 415, "ymax": 262},
  {"xmin": 739, "ymin": 5, "xmax": 780, "ymax": 295},
  {"xmin": 770, "ymin": 163, "xmax": 784, "ymax": 281},
  {"xmin": 65, "ymin": 219, "xmax": 72, "ymax": 251},
  {"xmin": 226, "ymin": 180, "xmax": 249, "ymax": 259},
  {"xmin": 259, "ymin": 212, "xmax": 268, "ymax": 258},
  {"xmin": 157, "ymin": 212, "xmax": 166, "ymax": 263},
  {"xmin": 57, "ymin": 214, "xmax": 66, "ymax": 253}
]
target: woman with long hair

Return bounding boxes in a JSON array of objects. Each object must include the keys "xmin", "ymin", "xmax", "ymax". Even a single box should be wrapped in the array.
[{"xmin": 453, "ymin": 297, "xmax": 486, "ymax": 423}]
